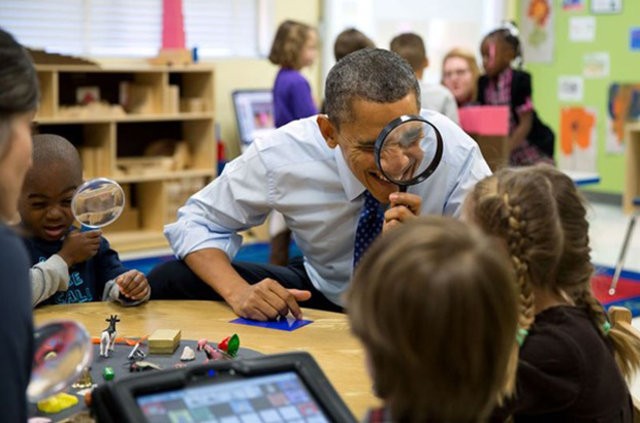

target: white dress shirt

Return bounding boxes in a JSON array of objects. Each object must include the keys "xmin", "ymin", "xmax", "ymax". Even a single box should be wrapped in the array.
[{"xmin": 165, "ymin": 109, "xmax": 491, "ymax": 305}]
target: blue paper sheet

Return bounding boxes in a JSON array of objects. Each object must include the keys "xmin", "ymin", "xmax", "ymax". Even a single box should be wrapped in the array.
[{"xmin": 230, "ymin": 316, "xmax": 313, "ymax": 331}]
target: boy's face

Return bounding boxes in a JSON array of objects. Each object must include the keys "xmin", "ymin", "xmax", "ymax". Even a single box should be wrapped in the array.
[
  {"xmin": 19, "ymin": 163, "xmax": 82, "ymax": 241},
  {"xmin": 320, "ymin": 92, "xmax": 419, "ymax": 204}
]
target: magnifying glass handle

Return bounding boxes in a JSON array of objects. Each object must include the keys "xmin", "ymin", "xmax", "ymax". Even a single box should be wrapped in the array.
[
  {"xmin": 399, "ymin": 185, "xmax": 407, "ymax": 193},
  {"xmin": 80, "ymin": 224, "xmax": 93, "ymax": 232}
]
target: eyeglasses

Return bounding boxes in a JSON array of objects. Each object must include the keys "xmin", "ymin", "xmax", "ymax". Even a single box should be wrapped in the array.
[{"xmin": 443, "ymin": 68, "xmax": 470, "ymax": 80}]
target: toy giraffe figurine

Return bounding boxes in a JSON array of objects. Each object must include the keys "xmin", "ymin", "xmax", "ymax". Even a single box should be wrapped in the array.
[{"xmin": 100, "ymin": 315, "xmax": 120, "ymax": 358}]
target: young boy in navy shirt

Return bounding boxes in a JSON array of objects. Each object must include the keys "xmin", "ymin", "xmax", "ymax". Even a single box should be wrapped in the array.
[{"xmin": 19, "ymin": 134, "xmax": 150, "ymax": 306}]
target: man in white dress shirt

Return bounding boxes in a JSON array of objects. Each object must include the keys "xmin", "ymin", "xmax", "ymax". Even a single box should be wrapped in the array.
[{"xmin": 149, "ymin": 48, "xmax": 490, "ymax": 321}]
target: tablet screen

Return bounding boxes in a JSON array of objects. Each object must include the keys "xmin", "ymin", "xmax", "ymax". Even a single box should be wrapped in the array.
[{"xmin": 136, "ymin": 371, "xmax": 330, "ymax": 422}]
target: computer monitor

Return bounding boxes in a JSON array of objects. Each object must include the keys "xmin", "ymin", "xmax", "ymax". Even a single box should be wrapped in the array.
[
  {"xmin": 91, "ymin": 352, "xmax": 356, "ymax": 423},
  {"xmin": 232, "ymin": 89, "xmax": 276, "ymax": 151}
]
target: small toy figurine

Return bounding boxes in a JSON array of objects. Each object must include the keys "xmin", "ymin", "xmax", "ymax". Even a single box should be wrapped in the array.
[
  {"xmin": 127, "ymin": 342, "xmax": 145, "ymax": 361},
  {"xmin": 202, "ymin": 343, "xmax": 223, "ymax": 362},
  {"xmin": 99, "ymin": 315, "xmax": 120, "ymax": 358},
  {"xmin": 180, "ymin": 346, "xmax": 195, "ymax": 361},
  {"xmin": 71, "ymin": 366, "xmax": 94, "ymax": 390},
  {"xmin": 102, "ymin": 366, "xmax": 115, "ymax": 381},
  {"xmin": 196, "ymin": 338, "xmax": 208, "ymax": 351},
  {"xmin": 218, "ymin": 334, "xmax": 240, "ymax": 357}
]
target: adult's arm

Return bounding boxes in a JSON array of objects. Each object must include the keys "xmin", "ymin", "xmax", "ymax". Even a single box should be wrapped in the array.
[
  {"xmin": 164, "ymin": 143, "xmax": 310, "ymax": 320},
  {"xmin": 184, "ymin": 248, "xmax": 308, "ymax": 320}
]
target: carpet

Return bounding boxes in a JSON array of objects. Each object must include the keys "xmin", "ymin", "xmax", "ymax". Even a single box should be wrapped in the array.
[{"xmin": 592, "ymin": 266, "xmax": 640, "ymax": 317}]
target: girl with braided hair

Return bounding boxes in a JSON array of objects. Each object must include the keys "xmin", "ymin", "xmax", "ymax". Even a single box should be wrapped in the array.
[
  {"xmin": 532, "ymin": 164, "xmax": 640, "ymax": 380},
  {"xmin": 466, "ymin": 166, "xmax": 634, "ymax": 422}
]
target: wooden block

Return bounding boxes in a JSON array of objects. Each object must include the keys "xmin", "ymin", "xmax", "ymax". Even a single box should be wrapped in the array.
[
  {"xmin": 166, "ymin": 85, "xmax": 180, "ymax": 114},
  {"xmin": 148, "ymin": 329, "xmax": 181, "ymax": 355},
  {"xmin": 127, "ymin": 84, "xmax": 154, "ymax": 114}
]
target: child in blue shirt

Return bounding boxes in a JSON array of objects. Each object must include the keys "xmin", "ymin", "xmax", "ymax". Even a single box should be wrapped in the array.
[{"xmin": 19, "ymin": 134, "xmax": 150, "ymax": 306}]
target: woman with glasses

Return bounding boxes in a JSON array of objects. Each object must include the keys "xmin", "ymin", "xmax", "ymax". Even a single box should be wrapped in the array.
[{"xmin": 441, "ymin": 47, "xmax": 481, "ymax": 108}]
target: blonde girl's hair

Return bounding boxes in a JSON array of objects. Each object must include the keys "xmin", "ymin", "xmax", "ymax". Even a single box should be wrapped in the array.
[
  {"xmin": 468, "ymin": 168, "xmax": 564, "ymax": 335},
  {"xmin": 268, "ymin": 20, "xmax": 313, "ymax": 69},
  {"xmin": 531, "ymin": 164, "xmax": 640, "ymax": 380},
  {"xmin": 441, "ymin": 47, "xmax": 481, "ymax": 101},
  {"xmin": 346, "ymin": 216, "xmax": 519, "ymax": 422}
]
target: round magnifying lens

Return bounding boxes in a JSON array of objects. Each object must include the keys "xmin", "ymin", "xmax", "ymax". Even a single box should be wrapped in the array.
[
  {"xmin": 71, "ymin": 178, "xmax": 125, "ymax": 230},
  {"xmin": 27, "ymin": 320, "xmax": 93, "ymax": 402},
  {"xmin": 374, "ymin": 115, "xmax": 444, "ymax": 192}
]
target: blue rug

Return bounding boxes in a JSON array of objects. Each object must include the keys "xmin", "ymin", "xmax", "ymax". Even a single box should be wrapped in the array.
[{"xmin": 122, "ymin": 242, "xmax": 298, "ymax": 275}]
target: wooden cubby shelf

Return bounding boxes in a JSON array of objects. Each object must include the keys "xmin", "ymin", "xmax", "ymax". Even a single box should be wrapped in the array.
[{"xmin": 35, "ymin": 64, "xmax": 216, "ymax": 253}]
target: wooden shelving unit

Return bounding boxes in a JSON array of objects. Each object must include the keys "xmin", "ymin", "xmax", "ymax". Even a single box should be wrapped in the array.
[{"xmin": 35, "ymin": 64, "xmax": 216, "ymax": 253}]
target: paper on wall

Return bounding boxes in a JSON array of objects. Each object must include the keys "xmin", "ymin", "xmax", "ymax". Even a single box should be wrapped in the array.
[
  {"xmin": 583, "ymin": 52, "xmax": 610, "ymax": 78},
  {"xmin": 558, "ymin": 76, "xmax": 584, "ymax": 102},
  {"xmin": 569, "ymin": 16, "xmax": 596, "ymax": 42}
]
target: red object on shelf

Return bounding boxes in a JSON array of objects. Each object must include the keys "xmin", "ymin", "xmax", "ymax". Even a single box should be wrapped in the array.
[{"xmin": 162, "ymin": 0, "xmax": 186, "ymax": 49}]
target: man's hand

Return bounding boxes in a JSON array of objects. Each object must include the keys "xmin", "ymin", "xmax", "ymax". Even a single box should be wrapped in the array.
[
  {"xmin": 116, "ymin": 270, "xmax": 150, "ymax": 300},
  {"xmin": 227, "ymin": 279, "xmax": 311, "ymax": 321},
  {"xmin": 383, "ymin": 191, "xmax": 422, "ymax": 232},
  {"xmin": 58, "ymin": 229, "xmax": 101, "ymax": 267}
]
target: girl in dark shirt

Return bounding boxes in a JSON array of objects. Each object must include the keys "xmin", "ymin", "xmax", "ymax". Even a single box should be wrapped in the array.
[
  {"xmin": 0, "ymin": 26, "xmax": 40, "ymax": 422},
  {"xmin": 466, "ymin": 165, "xmax": 640, "ymax": 422}
]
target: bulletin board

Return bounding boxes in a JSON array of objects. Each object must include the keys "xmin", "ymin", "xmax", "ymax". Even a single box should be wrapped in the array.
[{"xmin": 518, "ymin": 0, "xmax": 640, "ymax": 193}]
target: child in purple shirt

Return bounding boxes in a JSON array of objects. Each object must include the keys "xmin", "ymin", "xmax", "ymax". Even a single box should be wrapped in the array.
[
  {"xmin": 268, "ymin": 20, "xmax": 319, "ymax": 264},
  {"xmin": 269, "ymin": 20, "xmax": 318, "ymax": 128}
]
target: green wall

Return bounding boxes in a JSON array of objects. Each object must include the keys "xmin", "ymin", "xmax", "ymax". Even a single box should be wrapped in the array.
[{"xmin": 520, "ymin": 0, "xmax": 640, "ymax": 193}]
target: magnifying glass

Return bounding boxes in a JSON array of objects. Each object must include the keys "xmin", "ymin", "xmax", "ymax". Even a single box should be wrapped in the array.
[
  {"xmin": 27, "ymin": 320, "xmax": 93, "ymax": 402},
  {"xmin": 71, "ymin": 178, "xmax": 125, "ymax": 231},
  {"xmin": 374, "ymin": 115, "xmax": 444, "ymax": 192}
]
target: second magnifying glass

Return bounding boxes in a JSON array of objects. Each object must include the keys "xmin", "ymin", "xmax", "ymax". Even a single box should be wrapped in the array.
[
  {"xmin": 374, "ymin": 115, "xmax": 444, "ymax": 192},
  {"xmin": 71, "ymin": 178, "xmax": 125, "ymax": 231}
]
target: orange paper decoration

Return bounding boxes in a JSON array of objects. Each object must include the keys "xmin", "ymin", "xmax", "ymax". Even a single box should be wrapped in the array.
[{"xmin": 560, "ymin": 107, "xmax": 595, "ymax": 156}]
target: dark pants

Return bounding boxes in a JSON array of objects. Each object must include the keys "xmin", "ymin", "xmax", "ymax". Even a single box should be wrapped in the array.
[{"xmin": 148, "ymin": 256, "xmax": 343, "ymax": 313}]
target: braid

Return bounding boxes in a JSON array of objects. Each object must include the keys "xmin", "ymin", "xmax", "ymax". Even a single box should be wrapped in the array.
[
  {"xmin": 531, "ymin": 164, "xmax": 640, "ymax": 380},
  {"xmin": 576, "ymin": 286, "xmax": 640, "ymax": 379},
  {"xmin": 503, "ymin": 193, "xmax": 535, "ymax": 331}
]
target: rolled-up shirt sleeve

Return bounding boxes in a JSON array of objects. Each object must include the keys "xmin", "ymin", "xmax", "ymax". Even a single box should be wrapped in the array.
[{"xmin": 164, "ymin": 145, "xmax": 272, "ymax": 260}]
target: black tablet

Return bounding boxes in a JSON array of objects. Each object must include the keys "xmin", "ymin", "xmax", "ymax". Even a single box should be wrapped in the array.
[{"xmin": 91, "ymin": 351, "xmax": 356, "ymax": 423}]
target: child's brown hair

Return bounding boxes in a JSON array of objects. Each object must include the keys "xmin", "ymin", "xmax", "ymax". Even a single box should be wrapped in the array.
[
  {"xmin": 346, "ymin": 216, "xmax": 519, "ymax": 422},
  {"xmin": 467, "ymin": 168, "xmax": 563, "ymax": 333},
  {"xmin": 389, "ymin": 32, "xmax": 427, "ymax": 73},
  {"xmin": 532, "ymin": 164, "xmax": 640, "ymax": 380},
  {"xmin": 333, "ymin": 28, "xmax": 374, "ymax": 61},
  {"xmin": 268, "ymin": 20, "xmax": 314, "ymax": 69}
]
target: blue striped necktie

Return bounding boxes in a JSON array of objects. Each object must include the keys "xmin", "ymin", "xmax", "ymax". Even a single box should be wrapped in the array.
[{"xmin": 353, "ymin": 191, "xmax": 384, "ymax": 268}]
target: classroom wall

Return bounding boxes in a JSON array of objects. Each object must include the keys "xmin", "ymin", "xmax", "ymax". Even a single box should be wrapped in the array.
[
  {"xmin": 519, "ymin": 0, "xmax": 640, "ymax": 194},
  {"xmin": 204, "ymin": 0, "xmax": 321, "ymax": 159}
]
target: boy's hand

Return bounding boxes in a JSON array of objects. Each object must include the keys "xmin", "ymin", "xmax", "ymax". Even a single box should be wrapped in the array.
[
  {"xmin": 58, "ymin": 229, "xmax": 102, "ymax": 267},
  {"xmin": 116, "ymin": 270, "xmax": 150, "ymax": 300}
]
